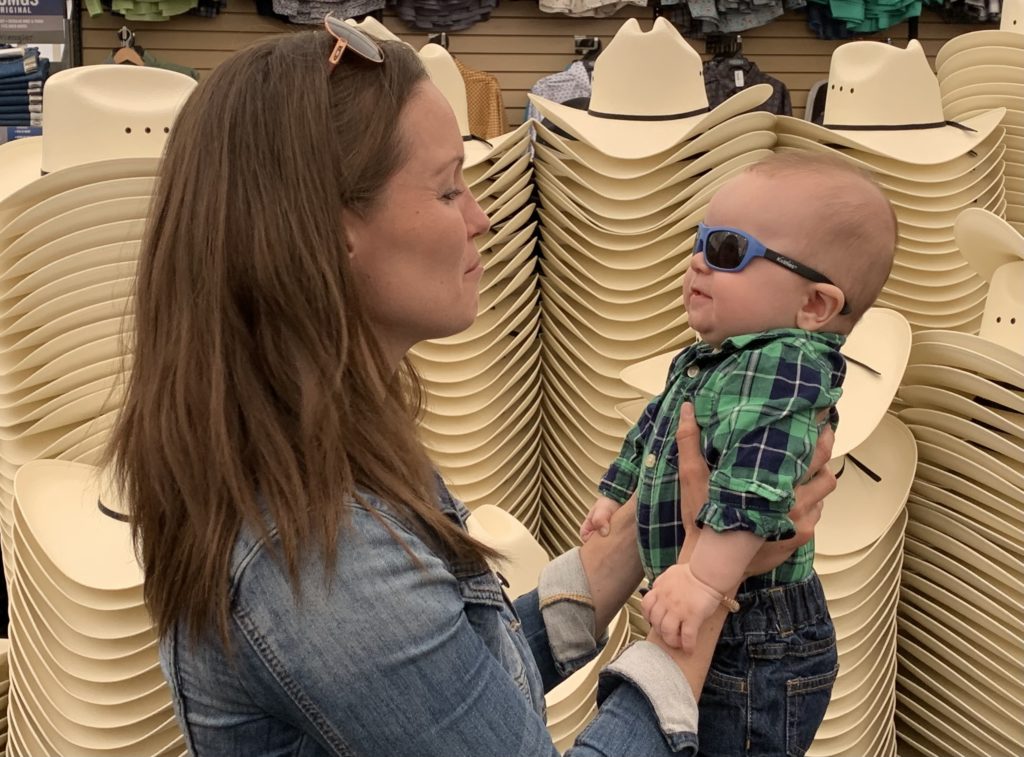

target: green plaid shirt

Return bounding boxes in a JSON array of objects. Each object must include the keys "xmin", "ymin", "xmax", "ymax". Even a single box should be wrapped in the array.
[{"xmin": 600, "ymin": 329, "xmax": 846, "ymax": 587}]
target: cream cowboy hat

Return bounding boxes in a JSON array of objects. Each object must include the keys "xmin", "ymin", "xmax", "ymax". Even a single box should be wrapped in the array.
[
  {"xmin": 541, "ymin": 238, "xmax": 687, "ymax": 297},
  {"xmin": 528, "ymin": 18, "xmax": 772, "ymax": 161},
  {"xmin": 532, "ymin": 110, "xmax": 777, "ymax": 181},
  {"xmin": 896, "ymin": 641, "xmax": 1020, "ymax": 745},
  {"xmin": 464, "ymin": 505, "xmax": 549, "ymax": 598},
  {"xmin": 416, "ymin": 43, "xmax": 530, "ymax": 170},
  {"xmin": 817, "ymin": 413, "xmax": 916, "ymax": 557},
  {"xmin": 776, "ymin": 39, "xmax": 1005, "ymax": 165},
  {"xmin": 900, "ymin": 576, "xmax": 1024, "ymax": 676},
  {"xmin": 937, "ymin": 46, "xmax": 1024, "ymax": 81},
  {"xmin": 0, "ymin": 158, "xmax": 159, "ymax": 230},
  {"xmin": 42, "ymin": 65, "xmax": 196, "ymax": 175},
  {"xmin": 940, "ymin": 65, "xmax": 1023, "ymax": 95},
  {"xmin": 0, "ymin": 137, "xmax": 43, "ymax": 205},
  {"xmin": 934, "ymin": 0, "xmax": 1024, "ymax": 72},
  {"xmin": 534, "ymin": 134, "xmax": 773, "ymax": 204}
]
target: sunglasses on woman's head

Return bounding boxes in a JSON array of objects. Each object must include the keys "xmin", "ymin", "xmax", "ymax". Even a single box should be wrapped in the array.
[
  {"xmin": 324, "ymin": 13, "xmax": 384, "ymax": 73},
  {"xmin": 694, "ymin": 223, "xmax": 851, "ymax": 315}
]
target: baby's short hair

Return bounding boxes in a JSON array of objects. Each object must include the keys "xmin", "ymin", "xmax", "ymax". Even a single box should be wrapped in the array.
[{"xmin": 743, "ymin": 153, "xmax": 897, "ymax": 322}]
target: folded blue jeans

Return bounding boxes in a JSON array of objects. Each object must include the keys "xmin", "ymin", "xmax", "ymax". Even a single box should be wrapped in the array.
[
  {"xmin": 697, "ymin": 573, "xmax": 838, "ymax": 757},
  {"xmin": 0, "ymin": 55, "xmax": 38, "ymax": 79}
]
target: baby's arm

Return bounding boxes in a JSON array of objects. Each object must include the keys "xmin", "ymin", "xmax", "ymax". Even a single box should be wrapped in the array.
[
  {"xmin": 580, "ymin": 495, "xmax": 624, "ymax": 542},
  {"xmin": 644, "ymin": 530, "xmax": 762, "ymax": 654}
]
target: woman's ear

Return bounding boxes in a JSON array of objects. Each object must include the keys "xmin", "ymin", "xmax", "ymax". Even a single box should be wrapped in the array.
[
  {"xmin": 340, "ymin": 210, "xmax": 361, "ymax": 260},
  {"xmin": 796, "ymin": 284, "xmax": 847, "ymax": 331}
]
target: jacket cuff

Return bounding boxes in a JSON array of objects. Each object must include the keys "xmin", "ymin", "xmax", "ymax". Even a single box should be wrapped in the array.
[
  {"xmin": 538, "ymin": 547, "xmax": 602, "ymax": 676},
  {"xmin": 598, "ymin": 640, "xmax": 699, "ymax": 750}
]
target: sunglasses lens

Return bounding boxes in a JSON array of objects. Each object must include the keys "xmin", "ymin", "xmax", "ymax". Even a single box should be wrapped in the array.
[{"xmin": 706, "ymin": 231, "xmax": 747, "ymax": 270}]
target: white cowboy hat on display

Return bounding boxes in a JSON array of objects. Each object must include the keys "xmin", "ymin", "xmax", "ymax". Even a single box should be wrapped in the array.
[
  {"xmin": 41, "ymin": 65, "xmax": 195, "ymax": 175},
  {"xmin": 0, "ymin": 137, "xmax": 43, "ymax": 205},
  {"xmin": 778, "ymin": 40, "xmax": 1004, "ymax": 166},
  {"xmin": 934, "ymin": 0, "xmax": 1024, "ymax": 72},
  {"xmin": 8, "ymin": 461, "xmax": 183, "ymax": 753},
  {"xmin": 529, "ymin": 18, "xmax": 771, "ymax": 161}
]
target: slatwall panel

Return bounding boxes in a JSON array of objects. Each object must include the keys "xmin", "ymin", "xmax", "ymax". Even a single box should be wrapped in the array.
[{"xmin": 81, "ymin": 2, "xmax": 986, "ymax": 122}]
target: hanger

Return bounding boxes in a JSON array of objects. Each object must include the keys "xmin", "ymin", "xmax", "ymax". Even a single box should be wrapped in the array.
[
  {"xmin": 112, "ymin": 26, "xmax": 145, "ymax": 66},
  {"xmin": 573, "ymin": 35, "xmax": 601, "ymax": 73},
  {"xmin": 427, "ymin": 32, "xmax": 450, "ymax": 50}
]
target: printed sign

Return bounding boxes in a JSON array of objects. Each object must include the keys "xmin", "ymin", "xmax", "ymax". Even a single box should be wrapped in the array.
[{"xmin": 0, "ymin": 0, "xmax": 66, "ymax": 44}]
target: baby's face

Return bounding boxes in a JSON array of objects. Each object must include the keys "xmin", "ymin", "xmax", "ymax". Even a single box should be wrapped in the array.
[{"xmin": 683, "ymin": 172, "xmax": 828, "ymax": 347}]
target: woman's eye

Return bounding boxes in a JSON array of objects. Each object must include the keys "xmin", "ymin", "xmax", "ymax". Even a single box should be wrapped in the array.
[{"xmin": 442, "ymin": 188, "xmax": 463, "ymax": 201}]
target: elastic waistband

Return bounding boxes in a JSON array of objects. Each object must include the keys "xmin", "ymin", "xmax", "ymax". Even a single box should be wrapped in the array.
[{"xmin": 721, "ymin": 572, "xmax": 829, "ymax": 638}]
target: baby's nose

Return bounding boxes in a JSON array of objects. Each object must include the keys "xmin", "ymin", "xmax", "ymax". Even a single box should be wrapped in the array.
[{"xmin": 689, "ymin": 251, "xmax": 711, "ymax": 274}]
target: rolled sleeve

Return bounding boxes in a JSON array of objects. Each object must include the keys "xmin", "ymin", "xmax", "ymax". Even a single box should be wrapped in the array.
[
  {"xmin": 537, "ymin": 547, "xmax": 607, "ymax": 677},
  {"xmin": 586, "ymin": 641, "xmax": 699, "ymax": 755}
]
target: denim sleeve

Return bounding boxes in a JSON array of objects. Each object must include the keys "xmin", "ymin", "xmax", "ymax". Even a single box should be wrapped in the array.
[{"xmin": 230, "ymin": 505, "xmax": 697, "ymax": 756}]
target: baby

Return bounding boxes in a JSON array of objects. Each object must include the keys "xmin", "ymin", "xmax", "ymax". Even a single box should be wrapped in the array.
[{"xmin": 581, "ymin": 152, "xmax": 896, "ymax": 756}]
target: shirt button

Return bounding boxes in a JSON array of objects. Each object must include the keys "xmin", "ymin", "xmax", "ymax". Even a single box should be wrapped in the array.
[
  {"xmin": 686, "ymin": 365, "xmax": 700, "ymax": 378},
  {"xmin": 644, "ymin": 454, "xmax": 656, "ymax": 468}
]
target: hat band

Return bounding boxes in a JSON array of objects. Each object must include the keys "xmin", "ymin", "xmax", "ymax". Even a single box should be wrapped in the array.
[
  {"xmin": 98, "ymin": 498, "xmax": 130, "ymax": 523},
  {"xmin": 821, "ymin": 120, "xmax": 977, "ymax": 133},
  {"xmin": 586, "ymin": 106, "xmax": 711, "ymax": 122}
]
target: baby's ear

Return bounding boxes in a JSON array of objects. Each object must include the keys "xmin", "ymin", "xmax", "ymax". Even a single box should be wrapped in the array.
[{"xmin": 796, "ymin": 284, "xmax": 847, "ymax": 331}]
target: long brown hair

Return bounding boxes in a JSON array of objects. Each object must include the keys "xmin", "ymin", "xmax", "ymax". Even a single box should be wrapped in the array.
[{"xmin": 108, "ymin": 30, "xmax": 496, "ymax": 643}]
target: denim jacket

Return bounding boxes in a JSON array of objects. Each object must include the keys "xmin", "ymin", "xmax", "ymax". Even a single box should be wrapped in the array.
[{"xmin": 160, "ymin": 481, "xmax": 699, "ymax": 756}]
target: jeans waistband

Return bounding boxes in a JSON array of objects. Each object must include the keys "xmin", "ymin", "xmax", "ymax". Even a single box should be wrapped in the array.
[{"xmin": 721, "ymin": 572, "xmax": 829, "ymax": 638}]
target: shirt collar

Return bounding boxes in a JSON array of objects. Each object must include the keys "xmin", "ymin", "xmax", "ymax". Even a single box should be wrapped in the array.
[{"xmin": 694, "ymin": 328, "xmax": 846, "ymax": 356}]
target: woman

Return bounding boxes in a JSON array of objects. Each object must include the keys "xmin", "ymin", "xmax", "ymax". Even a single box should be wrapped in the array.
[{"xmin": 109, "ymin": 20, "xmax": 835, "ymax": 757}]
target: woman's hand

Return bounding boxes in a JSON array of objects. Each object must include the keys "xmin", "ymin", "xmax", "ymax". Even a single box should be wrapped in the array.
[{"xmin": 674, "ymin": 402, "xmax": 837, "ymax": 574}]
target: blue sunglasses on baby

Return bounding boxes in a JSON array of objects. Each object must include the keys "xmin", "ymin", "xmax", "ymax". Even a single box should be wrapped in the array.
[{"xmin": 694, "ymin": 223, "xmax": 851, "ymax": 316}]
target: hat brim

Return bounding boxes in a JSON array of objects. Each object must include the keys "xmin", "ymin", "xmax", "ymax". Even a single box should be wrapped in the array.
[
  {"xmin": 0, "ymin": 137, "xmax": 43, "ymax": 206},
  {"xmin": 935, "ymin": 30, "xmax": 1024, "ymax": 73},
  {"xmin": 532, "ymin": 111, "xmax": 776, "ymax": 179},
  {"xmin": 955, "ymin": 207, "xmax": 1024, "ymax": 281},
  {"xmin": 937, "ymin": 44, "xmax": 1024, "ymax": 80},
  {"xmin": 464, "ymin": 122, "xmax": 532, "ymax": 170},
  {"xmin": 774, "ymin": 108, "xmax": 1006, "ymax": 166},
  {"xmin": 528, "ymin": 83, "xmax": 774, "ymax": 161}
]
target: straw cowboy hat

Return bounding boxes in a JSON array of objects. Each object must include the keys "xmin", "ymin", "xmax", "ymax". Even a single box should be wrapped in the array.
[
  {"xmin": 417, "ymin": 43, "xmax": 531, "ymax": 169},
  {"xmin": 464, "ymin": 505, "xmax": 549, "ymax": 599},
  {"xmin": 41, "ymin": 65, "xmax": 196, "ymax": 176},
  {"xmin": 0, "ymin": 136, "xmax": 43, "ymax": 205},
  {"xmin": 935, "ymin": 0, "xmax": 1024, "ymax": 72},
  {"xmin": 528, "ymin": 17, "xmax": 772, "ymax": 161},
  {"xmin": 954, "ymin": 208, "xmax": 1023, "ymax": 353},
  {"xmin": 955, "ymin": 207, "xmax": 1023, "ymax": 281},
  {"xmin": 777, "ymin": 39, "xmax": 1005, "ymax": 166}
]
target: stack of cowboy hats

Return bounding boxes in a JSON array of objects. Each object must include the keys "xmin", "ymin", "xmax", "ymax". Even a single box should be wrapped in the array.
[
  {"xmin": 808, "ymin": 309, "xmax": 915, "ymax": 757},
  {"xmin": 464, "ymin": 504, "xmax": 629, "ymax": 750},
  {"xmin": 1, "ymin": 638, "xmax": 8, "ymax": 753},
  {"xmin": 7, "ymin": 460, "xmax": 183, "ymax": 756},
  {"xmin": 526, "ymin": 17, "xmax": 775, "ymax": 556},
  {"xmin": 0, "ymin": 66, "xmax": 196, "ymax": 591},
  {"xmin": 890, "ymin": 209, "xmax": 1024, "ymax": 757},
  {"xmin": 936, "ymin": 0, "xmax": 1024, "ymax": 235},
  {"xmin": 412, "ymin": 44, "xmax": 542, "ymax": 533},
  {"xmin": 774, "ymin": 38, "xmax": 1009, "ymax": 334}
]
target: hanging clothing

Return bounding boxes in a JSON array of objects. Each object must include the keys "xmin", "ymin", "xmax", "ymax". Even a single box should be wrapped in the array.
[
  {"xmin": 454, "ymin": 58, "xmax": 508, "ymax": 140},
  {"xmin": 703, "ymin": 57, "xmax": 792, "ymax": 116},
  {"xmin": 102, "ymin": 49, "xmax": 200, "ymax": 81},
  {"xmin": 524, "ymin": 60, "xmax": 592, "ymax": 124}
]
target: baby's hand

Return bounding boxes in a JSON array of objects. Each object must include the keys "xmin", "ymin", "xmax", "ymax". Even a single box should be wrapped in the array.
[
  {"xmin": 641, "ymin": 563, "xmax": 722, "ymax": 654},
  {"xmin": 580, "ymin": 496, "xmax": 621, "ymax": 542}
]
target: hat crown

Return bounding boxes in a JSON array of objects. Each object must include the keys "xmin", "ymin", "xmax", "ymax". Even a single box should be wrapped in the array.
[
  {"xmin": 41, "ymin": 65, "xmax": 196, "ymax": 175},
  {"xmin": 824, "ymin": 40, "xmax": 944, "ymax": 127},
  {"xmin": 418, "ymin": 44, "xmax": 470, "ymax": 137},
  {"xmin": 1002, "ymin": 0, "xmax": 1023, "ymax": 31},
  {"xmin": 589, "ymin": 17, "xmax": 707, "ymax": 118}
]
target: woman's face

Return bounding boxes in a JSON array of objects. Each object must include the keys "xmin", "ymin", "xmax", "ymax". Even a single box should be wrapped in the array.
[{"xmin": 345, "ymin": 80, "xmax": 490, "ymax": 367}]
